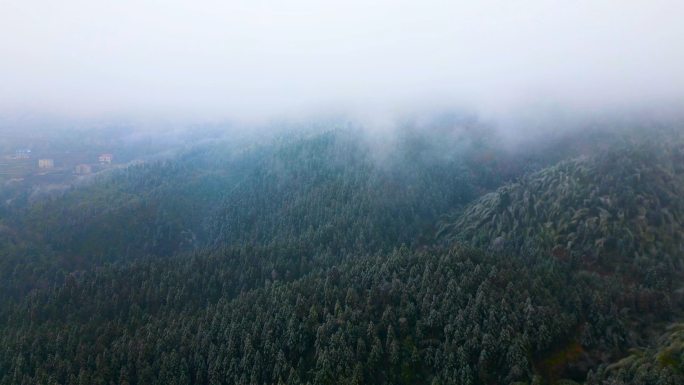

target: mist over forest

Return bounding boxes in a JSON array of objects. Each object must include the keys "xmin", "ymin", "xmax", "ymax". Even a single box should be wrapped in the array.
[{"xmin": 2, "ymin": 1, "xmax": 684, "ymax": 384}]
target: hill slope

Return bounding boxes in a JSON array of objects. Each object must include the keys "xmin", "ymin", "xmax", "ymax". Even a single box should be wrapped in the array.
[
  {"xmin": 0, "ymin": 128, "xmax": 478, "ymax": 298},
  {"xmin": 439, "ymin": 139, "xmax": 684, "ymax": 286},
  {"xmin": 2, "ymin": 124, "xmax": 684, "ymax": 384}
]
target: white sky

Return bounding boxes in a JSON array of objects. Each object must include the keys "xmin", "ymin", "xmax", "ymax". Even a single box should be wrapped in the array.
[{"xmin": 0, "ymin": 1, "xmax": 682, "ymax": 121}]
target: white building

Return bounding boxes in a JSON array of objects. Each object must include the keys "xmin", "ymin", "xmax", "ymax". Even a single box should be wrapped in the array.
[
  {"xmin": 76, "ymin": 164, "xmax": 92, "ymax": 174},
  {"xmin": 39, "ymin": 159, "xmax": 54, "ymax": 168},
  {"xmin": 99, "ymin": 154, "xmax": 113, "ymax": 164},
  {"xmin": 15, "ymin": 149, "xmax": 31, "ymax": 159}
]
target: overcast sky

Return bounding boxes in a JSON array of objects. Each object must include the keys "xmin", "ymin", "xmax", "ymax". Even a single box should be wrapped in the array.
[{"xmin": 1, "ymin": 1, "xmax": 682, "ymax": 122}]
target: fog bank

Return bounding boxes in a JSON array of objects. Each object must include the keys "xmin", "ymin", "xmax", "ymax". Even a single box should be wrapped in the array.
[{"xmin": 1, "ymin": 1, "xmax": 683, "ymax": 122}]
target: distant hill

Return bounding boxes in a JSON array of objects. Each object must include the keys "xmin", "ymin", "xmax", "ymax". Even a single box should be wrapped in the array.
[
  {"xmin": 439, "ymin": 138, "xmax": 684, "ymax": 286},
  {"xmin": 2, "ymin": 122, "xmax": 684, "ymax": 384},
  {"xmin": 0, "ymin": 128, "xmax": 479, "ymax": 298}
]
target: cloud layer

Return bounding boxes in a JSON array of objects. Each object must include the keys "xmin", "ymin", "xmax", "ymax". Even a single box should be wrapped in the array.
[{"xmin": 1, "ymin": 1, "xmax": 682, "ymax": 121}]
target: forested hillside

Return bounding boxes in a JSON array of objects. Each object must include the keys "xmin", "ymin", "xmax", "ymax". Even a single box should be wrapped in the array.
[
  {"xmin": 438, "ymin": 138, "xmax": 684, "ymax": 286},
  {"xmin": 1, "ymin": 122, "xmax": 683, "ymax": 384},
  {"xmin": 0, "ymin": 126, "xmax": 485, "ymax": 297},
  {"xmin": 0, "ymin": 141, "xmax": 269, "ymax": 297}
]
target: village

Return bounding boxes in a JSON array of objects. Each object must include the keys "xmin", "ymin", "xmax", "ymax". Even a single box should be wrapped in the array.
[
  {"xmin": 0, "ymin": 126, "xmax": 165, "ymax": 207},
  {"xmin": 0, "ymin": 123, "xmax": 195, "ymax": 207},
  {"xmin": 0, "ymin": 149, "xmax": 144, "ymax": 182}
]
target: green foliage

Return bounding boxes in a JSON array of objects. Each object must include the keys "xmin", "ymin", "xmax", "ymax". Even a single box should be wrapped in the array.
[
  {"xmin": 0, "ymin": 244, "xmax": 595, "ymax": 384},
  {"xmin": 438, "ymin": 138, "xmax": 684, "ymax": 288},
  {"xmin": 0, "ymin": 129, "xmax": 476, "ymax": 299},
  {"xmin": 0, "ymin": 142, "xmax": 265, "ymax": 297},
  {"xmin": 0, "ymin": 123, "xmax": 683, "ymax": 384},
  {"xmin": 595, "ymin": 323, "xmax": 684, "ymax": 384},
  {"xmin": 206, "ymin": 129, "xmax": 474, "ymax": 255}
]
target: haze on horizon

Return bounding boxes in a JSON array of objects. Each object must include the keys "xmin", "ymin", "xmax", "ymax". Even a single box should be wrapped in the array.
[{"xmin": 1, "ymin": 0, "xmax": 683, "ymax": 124}]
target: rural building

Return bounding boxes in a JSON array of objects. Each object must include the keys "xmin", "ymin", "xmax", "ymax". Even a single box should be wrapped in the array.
[
  {"xmin": 75, "ymin": 164, "xmax": 92, "ymax": 174},
  {"xmin": 99, "ymin": 154, "xmax": 113, "ymax": 164},
  {"xmin": 38, "ymin": 159, "xmax": 54, "ymax": 168},
  {"xmin": 15, "ymin": 149, "xmax": 31, "ymax": 159}
]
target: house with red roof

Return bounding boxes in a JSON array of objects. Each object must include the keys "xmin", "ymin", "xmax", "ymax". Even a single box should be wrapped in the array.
[{"xmin": 99, "ymin": 154, "xmax": 113, "ymax": 164}]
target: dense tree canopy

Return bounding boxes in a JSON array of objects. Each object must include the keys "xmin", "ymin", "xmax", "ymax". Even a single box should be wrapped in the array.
[{"xmin": 1, "ymin": 123, "xmax": 683, "ymax": 384}]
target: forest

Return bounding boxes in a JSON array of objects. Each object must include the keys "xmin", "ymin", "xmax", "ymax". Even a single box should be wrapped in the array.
[{"xmin": 1, "ymin": 118, "xmax": 684, "ymax": 385}]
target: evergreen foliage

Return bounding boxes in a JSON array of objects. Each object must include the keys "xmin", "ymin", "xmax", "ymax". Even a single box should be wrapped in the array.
[
  {"xmin": 438, "ymin": 138, "xmax": 684, "ymax": 287},
  {"xmin": 0, "ymin": 124, "xmax": 683, "ymax": 384}
]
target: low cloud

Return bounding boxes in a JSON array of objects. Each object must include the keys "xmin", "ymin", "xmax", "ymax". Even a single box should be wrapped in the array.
[{"xmin": 0, "ymin": 1, "xmax": 682, "ymax": 126}]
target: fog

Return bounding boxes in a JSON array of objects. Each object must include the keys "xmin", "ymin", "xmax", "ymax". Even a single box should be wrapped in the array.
[{"xmin": 1, "ymin": 0, "xmax": 683, "ymax": 126}]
